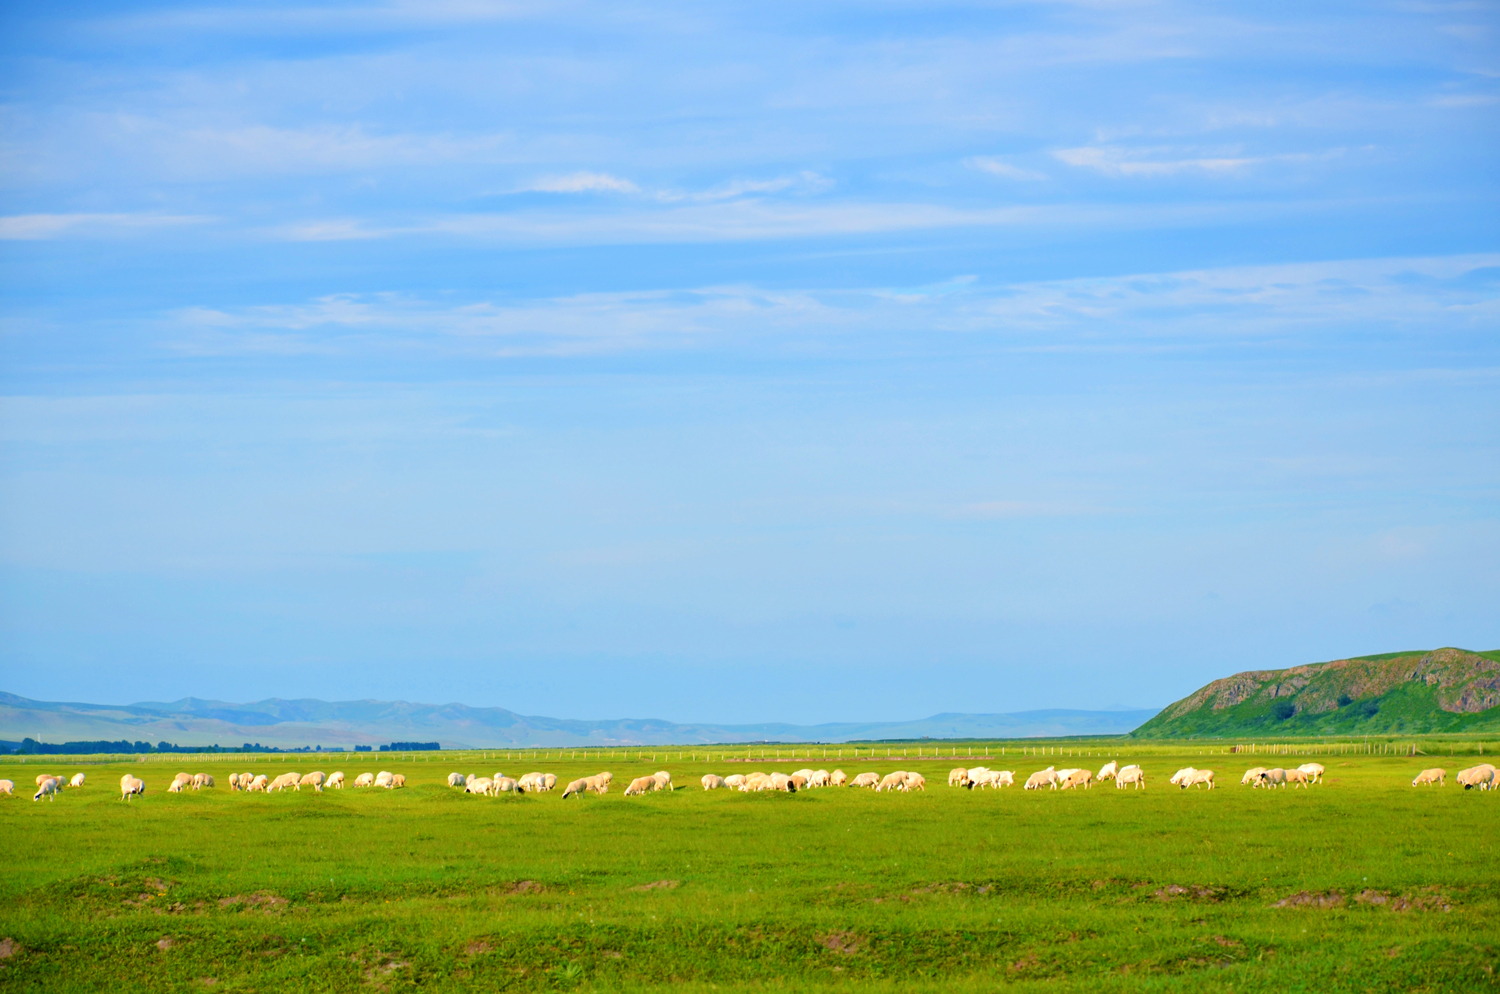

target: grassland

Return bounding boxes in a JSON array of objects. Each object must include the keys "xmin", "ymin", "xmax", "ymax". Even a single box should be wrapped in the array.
[{"xmin": 0, "ymin": 742, "xmax": 1496, "ymax": 993}]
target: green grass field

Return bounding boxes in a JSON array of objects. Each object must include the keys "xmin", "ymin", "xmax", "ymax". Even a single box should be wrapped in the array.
[{"xmin": 0, "ymin": 747, "xmax": 1495, "ymax": 993}]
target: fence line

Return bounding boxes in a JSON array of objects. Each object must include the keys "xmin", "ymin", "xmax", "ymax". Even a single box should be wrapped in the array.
[{"xmin": 3, "ymin": 735, "xmax": 1492, "ymax": 765}]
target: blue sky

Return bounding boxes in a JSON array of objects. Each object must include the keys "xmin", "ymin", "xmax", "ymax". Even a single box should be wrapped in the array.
[{"xmin": 0, "ymin": 0, "xmax": 1496, "ymax": 724}]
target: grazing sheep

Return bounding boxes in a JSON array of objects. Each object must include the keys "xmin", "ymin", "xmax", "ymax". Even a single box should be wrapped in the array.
[
  {"xmin": 652, "ymin": 771, "xmax": 674, "ymax": 792},
  {"xmin": 849, "ymin": 771, "xmax": 880, "ymax": 788},
  {"xmin": 1059, "ymin": 768, "xmax": 1093, "ymax": 790},
  {"xmin": 466, "ymin": 777, "xmax": 495, "ymax": 796},
  {"xmin": 876, "ymin": 772, "xmax": 908, "ymax": 792},
  {"xmin": 1241, "ymin": 768, "xmax": 1268, "ymax": 786},
  {"xmin": 1256, "ymin": 768, "xmax": 1288, "ymax": 788},
  {"xmin": 1456, "ymin": 764, "xmax": 1497, "ymax": 790},
  {"xmin": 970, "ymin": 769, "xmax": 1013, "ymax": 789},
  {"xmin": 374, "ymin": 771, "xmax": 395, "ymax": 788},
  {"xmin": 625, "ymin": 776, "xmax": 657, "ymax": 796},
  {"xmin": 168, "ymin": 773, "xmax": 192, "ymax": 793},
  {"xmin": 121, "ymin": 775, "xmax": 145, "ymax": 801},
  {"xmin": 542, "ymin": 773, "xmax": 557, "ymax": 791},
  {"xmin": 701, "ymin": 774, "xmax": 726, "ymax": 790},
  {"xmin": 792, "ymin": 769, "xmax": 816, "ymax": 783},
  {"xmin": 1168, "ymin": 767, "xmax": 1197, "ymax": 787},
  {"xmin": 809, "ymin": 770, "xmax": 832, "ymax": 787},
  {"xmin": 1411, "ymin": 768, "xmax": 1446, "ymax": 787},
  {"xmin": 1283, "ymin": 768, "xmax": 1311, "ymax": 788},
  {"xmin": 517, "ymin": 773, "xmax": 545, "ymax": 792},
  {"xmin": 390, "ymin": 773, "xmax": 407, "ymax": 788},
  {"xmin": 1115, "ymin": 765, "xmax": 1145, "ymax": 789},
  {"xmin": 302, "ymin": 771, "xmax": 326, "ymax": 792},
  {"xmin": 35, "ymin": 774, "xmax": 61, "ymax": 786},
  {"xmin": 949, "ymin": 767, "xmax": 971, "ymax": 787},
  {"xmin": 1096, "ymin": 761, "xmax": 1118, "ymax": 782},
  {"xmin": 770, "ymin": 772, "xmax": 798, "ymax": 792},
  {"xmin": 741, "ymin": 772, "xmax": 772, "ymax": 791},
  {"xmin": 69, "ymin": 773, "xmax": 86, "ymax": 789},
  {"xmin": 1023, "ymin": 767, "xmax": 1058, "ymax": 790},
  {"xmin": 0, "ymin": 780, "xmax": 13, "ymax": 796},
  {"xmin": 192, "ymin": 773, "xmax": 215, "ymax": 790},
  {"xmin": 228, "ymin": 773, "xmax": 242, "ymax": 791},
  {"xmin": 830, "ymin": 769, "xmax": 848, "ymax": 786},
  {"xmin": 904, "ymin": 772, "xmax": 927, "ymax": 791},
  {"xmin": 268, "ymin": 773, "xmax": 301, "ymax": 792},
  {"xmin": 723, "ymin": 774, "xmax": 747, "ymax": 789},
  {"xmin": 1181, "ymin": 769, "xmax": 1215, "ymax": 790},
  {"xmin": 448, "ymin": 772, "xmax": 467, "ymax": 788},
  {"xmin": 563, "ymin": 773, "xmax": 611, "ymax": 798},
  {"xmin": 327, "ymin": 771, "xmax": 345, "ymax": 789},
  {"xmin": 353, "ymin": 773, "xmax": 375, "ymax": 788},
  {"xmin": 248, "ymin": 774, "xmax": 269, "ymax": 792},
  {"xmin": 34, "ymin": 778, "xmax": 60, "ymax": 801},
  {"xmin": 1297, "ymin": 763, "xmax": 1325, "ymax": 784}
]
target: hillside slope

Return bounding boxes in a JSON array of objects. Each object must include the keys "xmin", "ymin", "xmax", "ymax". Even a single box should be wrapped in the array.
[
  {"xmin": 0, "ymin": 692, "xmax": 1156, "ymax": 749},
  {"xmin": 1133, "ymin": 647, "xmax": 1500, "ymax": 738}
]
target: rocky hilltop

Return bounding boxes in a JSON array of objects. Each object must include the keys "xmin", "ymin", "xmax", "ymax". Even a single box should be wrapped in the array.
[{"xmin": 1133, "ymin": 647, "xmax": 1500, "ymax": 738}]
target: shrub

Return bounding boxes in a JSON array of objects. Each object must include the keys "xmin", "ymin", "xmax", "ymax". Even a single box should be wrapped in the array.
[
  {"xmin": 1272, "ymin": 700, "xmax": 1296, "ymax": 721},
  {"xmin": 1337, "ymin": 694, "xmax": 1353, "ymax": 707}
]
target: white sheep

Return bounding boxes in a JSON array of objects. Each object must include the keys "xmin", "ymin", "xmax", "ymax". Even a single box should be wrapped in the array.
[{"xmin": 1115, "ymin": 765, "xmax": 1144, "ymax": 789}]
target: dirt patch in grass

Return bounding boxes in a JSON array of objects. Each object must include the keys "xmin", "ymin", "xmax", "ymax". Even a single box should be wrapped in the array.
[
  {"xmin": 1354, "ymin": 888, "xmax": 1452, "ymax": 912},
  {"xmin": 504, "ymin": 880, "xmax": 545, "ymax": 895},
  {"xmin": 1273, "ymin": 891, "xmax": 1344, "ymax": 908},
  {"xmin": 631, "ymin": 880, "xmax": 680, "ymax": 892},
  {"xmin": 1273, "ymin": 887, "xmax": 1454, "ymax": 912},
  {"xmin": 156, "ymin": 937, "xmax": 174, "ymax": 951},
  {"xmin": 218, "ymin": 892, "xmax": 288, "ymax": 911},
  {"xmin": 464, "ymin": 940, "xmax": 491, "ymax": 956},
  {"xmin": 0, "ymin": 939, "xmax": 17, "ymax": 959},
  {"xmin": 361, "ymin": 954, "xmax": 410, "ymax": 990},
  {"xmin": 1154, "ymin": 884, "xmax": 1226, "ymax": 902},
  {"xmin": 818, "ymin": 931, "xmax": 863, "ymax": 955}
]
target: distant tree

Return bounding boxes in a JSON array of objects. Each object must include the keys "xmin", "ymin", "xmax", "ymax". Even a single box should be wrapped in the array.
[
  {"xmin": 1337, "ymin": 694, "xmax": 1353, "ymax": 707},
  {"xmin": 1360, "ymin": 699, "xmax": 1380, "ymax": 718},
  {"xmin": 1271, "ymin": 700, "xmax": 1296, "ymax": 721}
]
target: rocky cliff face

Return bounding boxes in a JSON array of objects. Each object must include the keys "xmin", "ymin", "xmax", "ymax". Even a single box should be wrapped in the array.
[{"xmin": 1135, "ymin": 648, "xmax": 1500, "ymax": 737}]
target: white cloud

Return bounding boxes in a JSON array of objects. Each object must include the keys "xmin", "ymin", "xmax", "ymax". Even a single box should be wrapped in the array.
[
  {"xmin": 0, "ymin": 213, "xmax": 211, "ymax": 240},
  {"xmin": 656, "ymin": 171, "xmax": 834, "ymax": 202},
  {"xmin": 965, "ymin": 156, "xmax": 1048, "ymax": 181},
  {"xmin": 523, "ymin": 171, "xmax": 640, "ymax": 194},
  {"xmin": 1052, "ymin": 144, "xmax": 1345, "ymax": 177},
  {"xmin": 159, "ymin": 253, "xmax": 1500, "ymax": 360}
]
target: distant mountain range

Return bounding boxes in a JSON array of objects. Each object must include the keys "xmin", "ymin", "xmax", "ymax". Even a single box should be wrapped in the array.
[
  {"xmin": 1133, "ymin": 647, "xmax": 1500, "ymax": 738},
  {"xmin": 0, "ymin": 691, "xmax": 1159, "ymax": 749}
]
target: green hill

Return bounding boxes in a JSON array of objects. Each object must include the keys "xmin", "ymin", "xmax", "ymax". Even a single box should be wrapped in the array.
[{"xmin": 1133, "ymin": 647, "xmax": 1500, "ymax": 738}]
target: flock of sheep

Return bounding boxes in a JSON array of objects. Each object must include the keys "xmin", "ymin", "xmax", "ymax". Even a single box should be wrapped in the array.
[
  {"xmin": 1411, "ymin": 764, "xmax": 1497, "ymax": 789},
  {"xmin": 3, "ymin": 759, "xmax": 1495, "ymax": 802}
]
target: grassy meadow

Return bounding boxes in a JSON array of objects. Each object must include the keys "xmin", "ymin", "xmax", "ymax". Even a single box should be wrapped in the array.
[{"xmin": 0, "ymin": 742, "xmax": 1495, "ymax": 993}]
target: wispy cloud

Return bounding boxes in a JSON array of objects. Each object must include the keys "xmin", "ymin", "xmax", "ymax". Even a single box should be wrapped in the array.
[
  {"xmin": 160, "ymin": 253, "xmax": 1500, "ymax": 360},
  {"xmin": 965, "ymin": 156, "xmax": 1048, "ymax": 181},
  {"xmin": 1053, "ymin": 144, "xmax": 1346, "ymax": 177},
  {"xmin": 0, "ymin": 213, "xmax": 211, "ymax": 240},
  {"xmin": 523, "ymin": 171, "xmax": 640, "ymax": 194}
]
